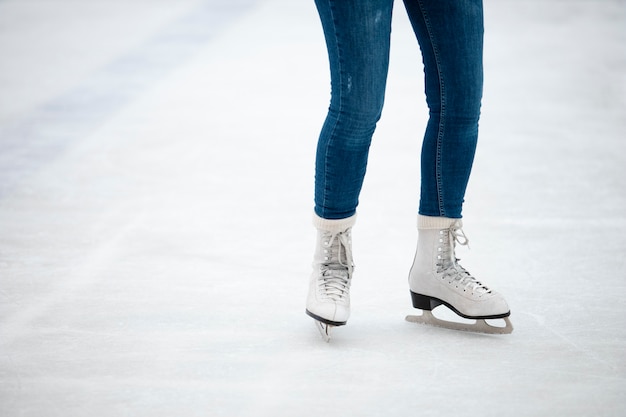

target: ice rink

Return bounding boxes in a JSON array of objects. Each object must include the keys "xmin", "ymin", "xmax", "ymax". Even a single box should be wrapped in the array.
[{"xmin": 1, "ymin": 0, "xmax": 625, "ymax": 416}]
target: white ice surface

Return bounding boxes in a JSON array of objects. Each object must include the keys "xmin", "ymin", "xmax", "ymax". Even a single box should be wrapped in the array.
[{"xmin": 1, "ymin": 0, "xmax": 625, "ymax": 416}]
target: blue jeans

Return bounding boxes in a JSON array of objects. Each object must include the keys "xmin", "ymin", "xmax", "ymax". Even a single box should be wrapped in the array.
[{"xmin": 314, "ymin": 0, "xmax": 484, "ymax": 220}]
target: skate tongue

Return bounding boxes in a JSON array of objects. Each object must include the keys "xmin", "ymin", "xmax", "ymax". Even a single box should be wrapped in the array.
[{"xmin": 323, "ymin": 230, "xmax": 354, "ymax": 274}]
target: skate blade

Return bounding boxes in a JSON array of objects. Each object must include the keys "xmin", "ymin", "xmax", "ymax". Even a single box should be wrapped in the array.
[
  {"xmin": 313, "ymin": 320, "xmax": 332, "ymax": 342},
  {"xmin": 406, "ymin": 311, "xmax": 513, "ymax": 335}
]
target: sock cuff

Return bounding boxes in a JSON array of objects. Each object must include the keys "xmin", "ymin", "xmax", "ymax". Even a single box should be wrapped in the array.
[
  {"xmin": 417, "ymin": 215, "xmax": 460, "ymax": 230},
  {"xmin": 313, "ymin": 212, "xmax": 357, "ymax": 233}
]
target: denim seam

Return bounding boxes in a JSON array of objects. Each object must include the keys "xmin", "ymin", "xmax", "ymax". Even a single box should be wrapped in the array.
[{"xmin": 417, "ymin": 0, "xmax": 446, "ymax": 217}]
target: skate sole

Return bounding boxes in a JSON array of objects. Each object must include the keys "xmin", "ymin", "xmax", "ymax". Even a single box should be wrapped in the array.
[
  {"xmin": 410, "ymin": 291, "xmax": 510, "ymax": 320},
  {"xmin": 305, "ymin": 309, "xmax": 347, "ymax": 326}
]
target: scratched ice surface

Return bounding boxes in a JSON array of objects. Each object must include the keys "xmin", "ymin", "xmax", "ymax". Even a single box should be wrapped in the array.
[{"xmin": 0, "ymin": 1, "xmax": 624, "ymax": 416}]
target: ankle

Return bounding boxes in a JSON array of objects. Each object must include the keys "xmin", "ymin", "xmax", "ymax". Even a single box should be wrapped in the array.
[
  {"xmin": 313, "ymin": 212, "xmax": 357, "ymax": 233},
  {"xmin": 417, "ymin": 214, "xmax": 459, "ymax": 230}
]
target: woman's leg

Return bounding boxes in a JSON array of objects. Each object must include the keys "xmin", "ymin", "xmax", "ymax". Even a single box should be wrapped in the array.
[
  {"xmin": 403, "ymin": 0, "xmax": 484, "ymax": 218},
  {"xmin": 307, "ymin": 0, "xmax": 394, "ymax": 339},
  {"xmin": 403, "ymin": 0, "xmax": 512, "ymax": 333},
  {"xmin": 314, "ymin": 0, "xmax": 394, "ymax": 220}
]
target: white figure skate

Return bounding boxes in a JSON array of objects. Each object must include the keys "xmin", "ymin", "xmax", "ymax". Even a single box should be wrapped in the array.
[
  {"xmin": 306, "ymin": 214, "xmax": 356, "ymax": 342},
  {"xmin": 406, "ymin": 216, "xmax": 513, "ymax": 334}
]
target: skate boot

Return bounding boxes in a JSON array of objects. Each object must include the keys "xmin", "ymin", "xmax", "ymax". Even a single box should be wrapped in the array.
[
  {"xmin": 306, "ymin": 213, "xmax": 356, "ymax": 341},
  {"xmin": 406, "ymin": 215, "xmax": 513, "ymax": 334}
]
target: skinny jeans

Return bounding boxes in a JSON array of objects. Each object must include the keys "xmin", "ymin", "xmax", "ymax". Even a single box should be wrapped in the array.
[{"xmin": 314, "ymin": 0, "xmax": 484, "ymax": 220}]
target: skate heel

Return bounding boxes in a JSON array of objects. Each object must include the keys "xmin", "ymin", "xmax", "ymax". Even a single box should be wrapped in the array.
[{"xmin": 410, "ymin": 291, "xmax": 443, "ymax": 311}]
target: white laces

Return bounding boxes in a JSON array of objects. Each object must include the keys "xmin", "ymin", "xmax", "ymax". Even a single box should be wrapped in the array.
[
  {"xmin": 318, "ymin": 230, "xmax": 354, "ymax": 302},
  {"xmin": 438, "ymin": 221, "xmax": 491, "ymax": 295}
]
